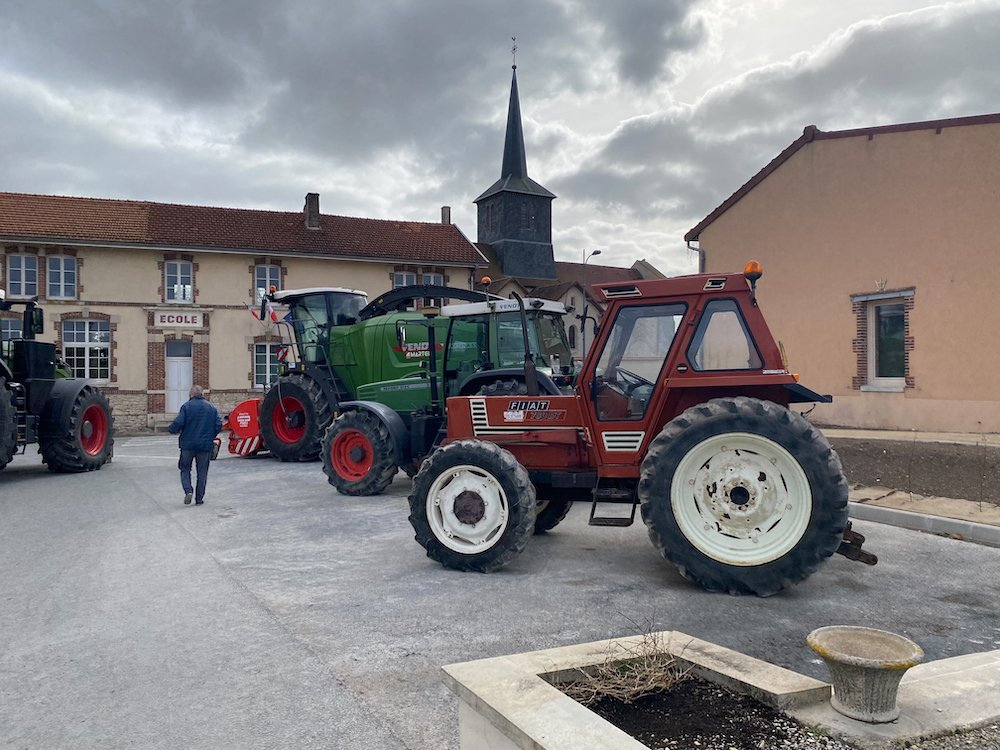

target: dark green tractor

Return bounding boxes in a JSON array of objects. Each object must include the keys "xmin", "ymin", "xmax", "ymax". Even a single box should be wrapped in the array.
[{"xmin": 0, "ymin": 290, "xmax": 114, "ymax": 472}]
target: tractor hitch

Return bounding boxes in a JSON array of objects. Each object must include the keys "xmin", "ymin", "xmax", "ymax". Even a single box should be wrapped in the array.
[{"xmin": 836, "ymin": 521, "xmax": 878, "ymax": 566}]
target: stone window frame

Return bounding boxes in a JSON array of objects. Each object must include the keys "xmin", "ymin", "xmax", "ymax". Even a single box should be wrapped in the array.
[
  {"xmin": 44, "ymin": 249, "xmax": 81, "ymax": 301},
  {"xmin": 58, "ymin": 311, "xmax": 117, "ymax": 385},
  {"xmin": 389, "ymin": 266, "xmax": 451, "ymax": 310},
  {"xmin": 2, "ymin": 245, "xmax": 41, "ymax": 299},
  {"xmin": 159, "ymin": 253, "xmax": 198, "ymax": 304},
  {"xmin": 851, "ymin": 288, "xmax": 915, "ymax": 393}
]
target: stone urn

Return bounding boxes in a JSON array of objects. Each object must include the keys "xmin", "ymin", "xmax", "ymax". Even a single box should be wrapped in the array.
[{"xmin": 807, "ymin": 626, "xmax": 924, "ymax": 723}]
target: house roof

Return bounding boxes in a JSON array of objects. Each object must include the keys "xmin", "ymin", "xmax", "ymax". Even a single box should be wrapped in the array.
[
  {"xmin": 475, "ymin": 244, "xmax": 641, "ymax": 292},
  {"xmin": 684, "ymin": 112, "xmax": 1000, "ymax": 242},
  {"xmin": 0, "ymin": 191, "xmax": 487, "ymax": 266}
]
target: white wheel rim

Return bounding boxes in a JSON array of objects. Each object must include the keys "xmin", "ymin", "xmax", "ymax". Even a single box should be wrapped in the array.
[
  {"xmin": 426, "ymin": 464, "xmax": 510, "ymax": 554},
  {"xmin": 670, "ymin": 432, "xmax": 812, "ymax": 566}
]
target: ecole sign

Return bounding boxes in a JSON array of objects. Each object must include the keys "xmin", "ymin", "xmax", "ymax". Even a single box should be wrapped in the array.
[{"xmin": 155, "ymin": 311, "xmax": 202, "ymax": 328}]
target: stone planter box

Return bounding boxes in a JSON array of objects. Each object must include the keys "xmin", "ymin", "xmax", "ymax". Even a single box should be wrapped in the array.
[{"xmin": 442, "ymin": 631, "xmax": 829, "ymax": 750}]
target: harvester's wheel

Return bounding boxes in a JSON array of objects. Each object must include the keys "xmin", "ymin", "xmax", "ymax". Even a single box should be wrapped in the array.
[
  {"xmin": 476, "ymin": 379, "xmax": 527, "ymax": 397},
  {"xmin": 409, "ymin": 440, "xmax": 536, "ymax": 573},
  {"xmin": 322, "ymin": 410, "xmax": 398, "ymax": 496},
  {"xmin": 259, "ymin": 373, "xmax": 331, "ymax": 462},
  {"xmin": 0, "ymin": 376, "xmax": 18, "ymax": 471},
  {"xmin": 40, "ymin": 386, "xmax": 114, "ymax": 473},
  {"xmin": 639, "ymin": 397, "xmax": 848, "ymax": 597}
]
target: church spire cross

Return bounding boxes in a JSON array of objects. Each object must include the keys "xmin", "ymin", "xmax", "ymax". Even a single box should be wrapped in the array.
[{"xmin": 511, "ymin": 36, "xmax": 517, "ymax": 69}]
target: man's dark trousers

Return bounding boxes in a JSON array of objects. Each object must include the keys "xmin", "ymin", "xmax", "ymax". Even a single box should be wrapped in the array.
[{"xmin": 179, "ymin": 448, "xmax": 212, "ymax": 503}]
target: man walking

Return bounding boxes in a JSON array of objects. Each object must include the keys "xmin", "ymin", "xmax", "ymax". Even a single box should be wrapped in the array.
[{"xmin": 168, "ymin": 385, "xmax": 223, "ymax": 506}]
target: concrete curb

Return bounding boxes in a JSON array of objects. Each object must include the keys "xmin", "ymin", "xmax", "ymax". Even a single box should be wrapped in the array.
[{"xmin": 849, "ymin": 501, "xmax": 1000, "ymax": 549}]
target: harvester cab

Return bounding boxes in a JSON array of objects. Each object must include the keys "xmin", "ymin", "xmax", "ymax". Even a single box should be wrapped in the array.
[
  {"xmin": 406, "ymin": 263, "xmax": 877, "ymax": 596},
  {"xmin": 0, "ymin": 289, "xmax": 114, "ymax": 473}
]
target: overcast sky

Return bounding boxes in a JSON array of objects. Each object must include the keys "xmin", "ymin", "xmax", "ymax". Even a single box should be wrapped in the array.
[{"xmin": 2, "ymin": 0, "xmax": 998, "ymax": 274}]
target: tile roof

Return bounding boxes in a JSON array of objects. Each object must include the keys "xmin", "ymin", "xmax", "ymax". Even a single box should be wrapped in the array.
[
  {"xmin": 685, "ymin": 112, "xmax": 1000, "ymax": 242},
  {"xmin": 0, "ymin": 192, "xmax": 486, "ymax": 266}
]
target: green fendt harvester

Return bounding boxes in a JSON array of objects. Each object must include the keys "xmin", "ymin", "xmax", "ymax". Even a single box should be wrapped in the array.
[{"xmin": 250, "ymin": 284, "xmax": 575, "ymax": 494}]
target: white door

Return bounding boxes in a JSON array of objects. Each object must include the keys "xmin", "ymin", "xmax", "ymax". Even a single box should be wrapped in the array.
[{"xmin": 165, "ymin": 340, "xmax": 194, "ymax": 412}]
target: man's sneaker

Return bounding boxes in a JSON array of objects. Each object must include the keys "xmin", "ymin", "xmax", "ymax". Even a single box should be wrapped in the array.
[
  {"xmin": 195, "ymin": 500, "xmax": 204, "ymax": 505},
  {"xmin": 184, "ymin": 492, "xmax": 193, "ymax": 505}
]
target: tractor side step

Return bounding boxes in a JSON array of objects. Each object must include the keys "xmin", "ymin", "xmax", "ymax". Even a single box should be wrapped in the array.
[
  {"xmin": 588, "ymin": 486, "xmax": 638, "ymax": 527},
  {"xmin": 588, "ymin": 501, "xmax": 638, "ymax": 527}
]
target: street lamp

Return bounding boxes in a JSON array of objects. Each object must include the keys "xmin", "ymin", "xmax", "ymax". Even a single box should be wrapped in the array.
[{"xmin": 580, "ymin": 249, "xmax": 602, "ymax": 358}]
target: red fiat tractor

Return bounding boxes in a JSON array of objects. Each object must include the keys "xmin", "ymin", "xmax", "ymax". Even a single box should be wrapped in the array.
[{"xmin": 407, "ymin": 263, "xmax": 875, "ymax": 596}]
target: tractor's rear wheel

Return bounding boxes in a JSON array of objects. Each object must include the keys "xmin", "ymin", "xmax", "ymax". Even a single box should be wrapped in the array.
[
  {"xmin": 639, "ymin": 397, "xmax": 848, "ymax": 597},
  {"xmin": 409, "ymin": 440, "xmax": 536, "ymax": 572},
  {"xmin": 0, "ymin": 376, "xmax": 18, "ymax": 471},
  {"xmin": 259, "ymin": 373, "xmax": 331, "ymax": 461},
  {"xmin": 322, "ymin": 410, "xmax": 398, "ymax": 496},
  {"xmin": 476, "ymin": 379, "xmax": 527, "ymax": 397},
  {"xmin": 40, "ymin": 385, "xmax": 114, "ymax": 472}
]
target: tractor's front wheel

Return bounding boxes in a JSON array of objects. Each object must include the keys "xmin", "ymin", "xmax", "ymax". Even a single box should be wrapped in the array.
[
  {"xmin": 409, "ymin": 440, "xmax": 536, "ymax": 572},
  {"xmin": 533, "ymin": 489, "xmax": 578, "ymax": 534},
  {"xmin": 322, "ymin": 410, "xmax": 398, "ymax": 496},
  {"xmin": 259, "ymin": 374, "xmax": 331, "ymax": 461},
  {"xmin": 639, "ymin": 397, "xmax": 848, "ymax": 597},
  {"xmin": 40, "ymin": 385, "xmax": 114, "ymax": 472},
  {"xmin": 0, "ymin": 376, "xmax": 18, "ymax": 471}
]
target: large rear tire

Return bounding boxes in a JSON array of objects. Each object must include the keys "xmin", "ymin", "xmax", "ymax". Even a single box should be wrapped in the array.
[
  {"xmin": 409, "ymin": 440, "xmax": 536, "ymax": 572},
  {"xmin": 322, "ymin": 410, "xmax": 398, "ymax": 496},
  {"xmin": 639, "ymin": 397, "xmax": 847, "ymax": 597},
  {"xmin": 40, "ymin": 385, "xmax": 114, "ymax": 473},
  {"xmin": 259, "ymin": 373, "xmax": 331, "ymax": 461},
  {"xmin": 0, "ymin": 376, "xmax": 18, "ymax": 471}
]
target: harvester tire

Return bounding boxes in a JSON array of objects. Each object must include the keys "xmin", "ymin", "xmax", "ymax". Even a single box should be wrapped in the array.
[
  {"xmin": 259, "ymin": 373, "xmax": 330, "ymax": 462},
  {"xmin": 322, "ymin": 410, "xmax": 398, "ymax": 496},
  {"xmin": 40, "ymin": 385, "xmax": 114, "ymax": 473},
  {"xmin": 409, "ymin": 440, "xmax": 536, "ymax": 573},
  {"xmin": 0, "ymin": 376, "xmax": 18, "ymax": 471},
  {"xmin": 639, "ymin": 397, "xmax": 848, "ymax": 597},
  {"xmin": 477, "ymin": 379, "xmax": 527, "ymax": 397}
]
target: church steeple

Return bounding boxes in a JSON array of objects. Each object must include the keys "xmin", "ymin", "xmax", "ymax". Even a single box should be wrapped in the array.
[{"xmin": 474, "ymin": 63, "xmax": 556, "ymax": 280}]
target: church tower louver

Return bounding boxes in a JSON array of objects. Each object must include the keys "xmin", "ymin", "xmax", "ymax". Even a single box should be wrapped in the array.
[{"xmin": 474, "ymin": 65, "xmax": 557, "ymax": 280}]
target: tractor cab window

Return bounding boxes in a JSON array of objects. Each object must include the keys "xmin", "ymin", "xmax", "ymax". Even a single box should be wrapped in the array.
[
  {"xmin": 687, "ymin": 299, "xmax": 762, "ymax": 371},
  {"xmin": 532, "ymin": 312, "xmax": 573, "ymax": 373},
  {"xmin": 446, "ymin": 315, "xmax": 490, "ymax": 383},
  {"xmin": 593, "ymin": 303, "xmax": 685, "ymax": 421},
  {"xmin": 495, "ymin": 312, "xmax": 529, "ymax": 368},
  {"xmin": 287, "ymin": 295, "xmax": 330, "ymax": 364},
  {"xmin": 328, "ymin": 292, "xmax": 365, "ymax": 326}
]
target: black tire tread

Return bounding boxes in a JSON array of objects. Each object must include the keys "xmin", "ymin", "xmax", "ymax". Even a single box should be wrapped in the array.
[
  {"xmin": 321, "ymin": 410, "xmax": 398, "ymax": 496},
  {"xmin": 639, "ymin": 396, "xmax": 848, "ymax": 596},
  {"xmin": 259, "ymin": 373, "xmax": 331, "ymax": 462},
  {"xmin": 477, "ymin": 379, "xmax": 528, "ymax": 397},
  {"xmin": 39, "ymin": 385, "xmax": 114, "ymax": 473},
  {"xmin": 0, "ymin": 376, "xmax": 18, "ymax": 471},
  {"xmin": 408, "ymin": 440, "xmax": 536, "ymax": 573}
]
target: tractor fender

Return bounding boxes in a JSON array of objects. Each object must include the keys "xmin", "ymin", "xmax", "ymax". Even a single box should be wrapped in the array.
[
  {"xmin": 456, "ymin": 368, "xmax": 562, "ymax": 397},
  {"xmin": 37, "ymin": 378, "xmax": 91, "ymax": 438},
  {"xmin": 336, "ymin": 401, "xmax": 410, "ymax": 462}
]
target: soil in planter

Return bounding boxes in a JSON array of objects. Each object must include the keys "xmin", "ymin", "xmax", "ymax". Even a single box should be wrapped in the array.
[{"xmin": 581, "ymin": 675, "xmax": 850, "ymax": 750}]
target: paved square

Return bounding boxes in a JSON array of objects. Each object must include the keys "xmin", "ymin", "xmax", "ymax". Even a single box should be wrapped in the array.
[{"xmin": 3, "ymin": 435, "xmax": 999, "ymax": 749}]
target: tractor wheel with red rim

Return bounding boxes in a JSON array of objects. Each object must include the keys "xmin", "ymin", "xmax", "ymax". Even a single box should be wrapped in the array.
[
  {"xmin": 40, "ymin": 385, "xmax": 114, "ymax": 472},
  {"xmin": 259, "ymin": 373, "xmax": 331, "ymax": 462},
  {"xmin": 321, "ymin": 410, "xmax": 398, "ymax": 496}
]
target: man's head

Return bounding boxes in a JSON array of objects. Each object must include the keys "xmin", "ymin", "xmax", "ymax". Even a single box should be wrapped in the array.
[{"xmin": 189, "ymin": 385, "xmax": 205, "ymax": 399}]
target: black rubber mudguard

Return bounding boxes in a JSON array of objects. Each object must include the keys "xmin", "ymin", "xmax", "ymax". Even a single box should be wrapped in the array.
[
  {"xmin": 38, "ymin": 378, "xmax": 91, "ymax": 437},
  {"xmin": 784, "ymin": 382, "xmax": 832, "ymax": 404}
]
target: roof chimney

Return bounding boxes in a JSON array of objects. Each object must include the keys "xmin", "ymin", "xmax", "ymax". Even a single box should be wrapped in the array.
[
  {"xmin": 440, "ymin": 205, "xmax": 451, "ymax": 224},
  {"xmin": 304, "ymin": 193, "xmax": 321, "ymax": 230}
]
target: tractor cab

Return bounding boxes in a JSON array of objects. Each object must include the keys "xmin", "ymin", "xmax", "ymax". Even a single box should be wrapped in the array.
[{"xmin": 269, "ymin": 287, "xmax": 368, "ymax": 365}]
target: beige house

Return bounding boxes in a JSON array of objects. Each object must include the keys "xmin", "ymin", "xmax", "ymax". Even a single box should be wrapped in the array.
[
  {"xmin": 686, "ymin": 113, "xmax": 1000, "ymax": 433},
  {"xmin": 0, "ymin": 192, "xmax": 485, "ymax": 429}
]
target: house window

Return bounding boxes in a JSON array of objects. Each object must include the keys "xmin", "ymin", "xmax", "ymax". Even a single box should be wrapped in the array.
[
  {"xmin": 421, "ymin": 272, "xmax": 444, "ymax": 307},
  {"xmin": 568, "ymin": 324, "xmax": 577, "ymax": 349},
  {"xmin": 255, "ymin": 264, "xmax": 281, "ymax": 303},
  {"xmin": 7, "ymin": 254, "xmax": 38, "ymax": 297},
  {"xmin": 254, "ymin": 343, "xmax": 283, "ymax": 387},
  {"xmin": 63, "ymin": 320, "xmax": 111, "ymax": 381},
  {"xmin": 47, "ymin": 256, "xmax": 77, "ymax": 299},
  {"xmin": 393, "ymin": 271, "xmax": 418, "ymax": 310},
  {"xmin": 165, "ymin": 260, "xmax": 193, "ymax": 303},
  {"xmin": 852, "ymin": 289, "xmax": 913, "ymax": 392}
]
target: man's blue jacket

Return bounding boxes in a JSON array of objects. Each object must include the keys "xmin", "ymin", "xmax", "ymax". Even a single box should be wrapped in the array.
[{"xmin": 168, "ymin": 395, "xmax": 223, "ymax": 452}]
